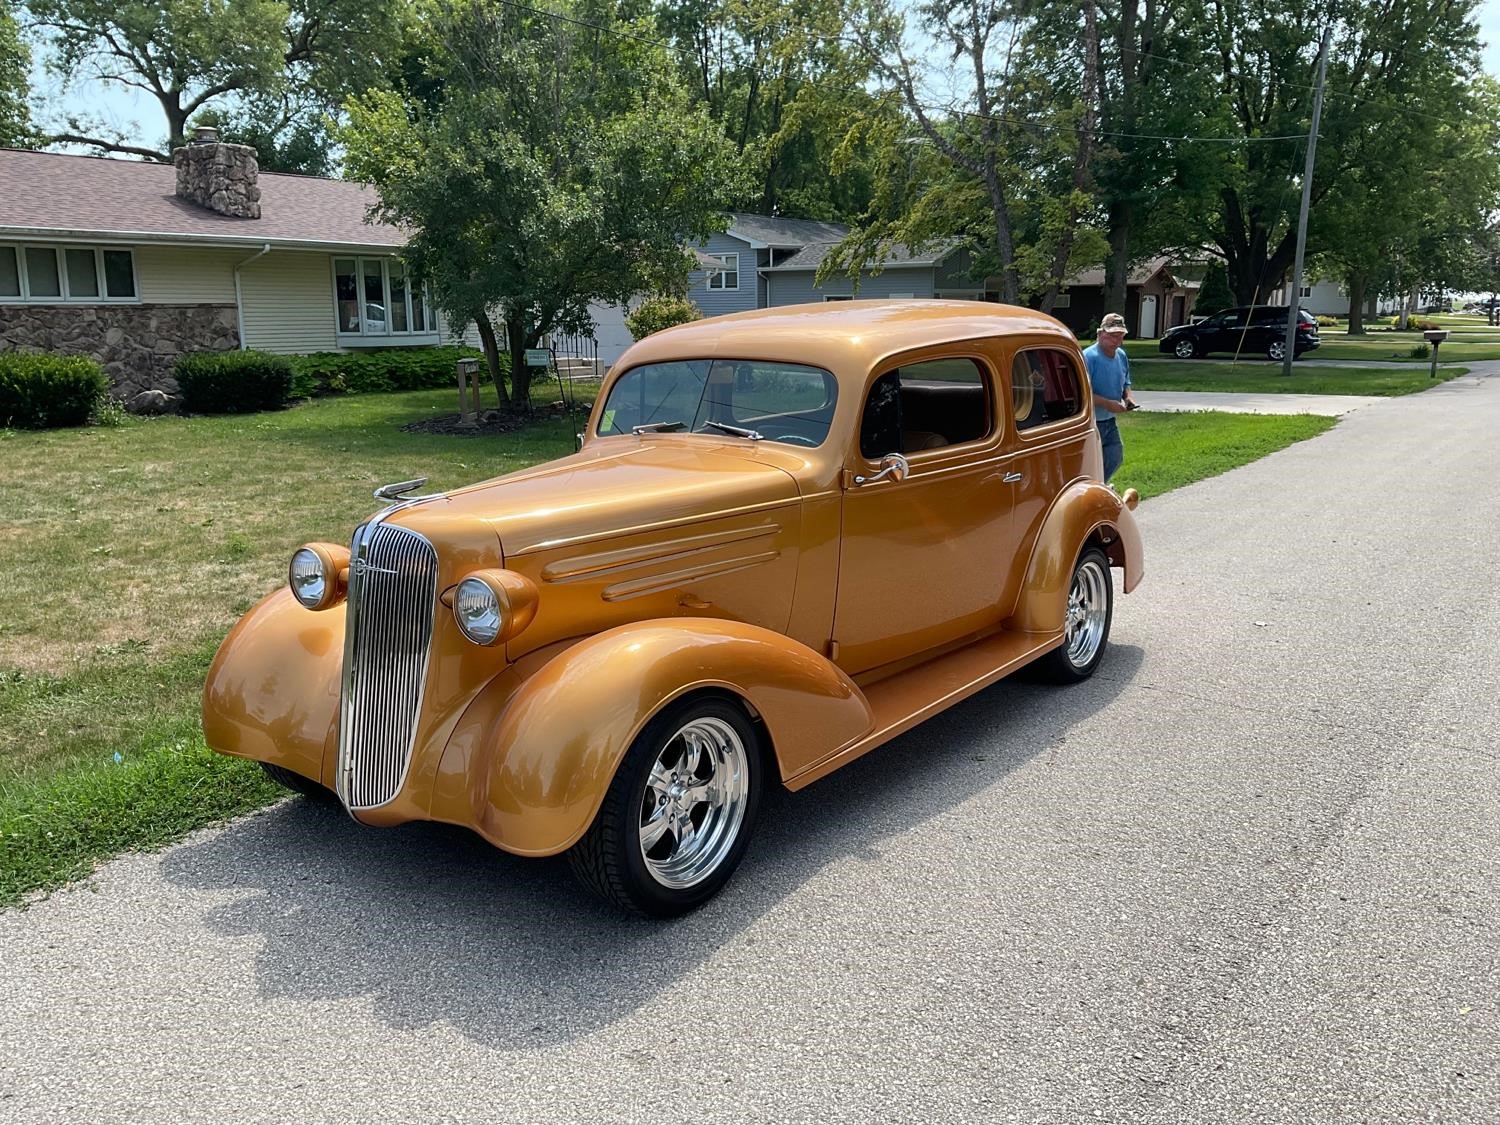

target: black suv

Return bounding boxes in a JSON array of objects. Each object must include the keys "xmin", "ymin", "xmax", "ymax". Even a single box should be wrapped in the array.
[{"xmin": 1159, "ymin": 305, "xmax": 1320, "ymax": 361}]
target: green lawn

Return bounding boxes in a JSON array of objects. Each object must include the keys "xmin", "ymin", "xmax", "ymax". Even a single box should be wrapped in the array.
[
  {"xmin": 1124, "ymin": 326, "xmax": 1500, "ymax": 365},
  {"xmin": 0, "ymin": 389, "xmax": 1334, "ymax": 905},
  {"xmin": 1128, "ymin": 361, "xmax": 1468, "ymax": 397},
  {"xmin": 1112, "ymin": 411, "xmax": 1335, "ymax": 500}
]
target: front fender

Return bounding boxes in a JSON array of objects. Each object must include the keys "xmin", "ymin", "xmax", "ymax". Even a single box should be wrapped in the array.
[
  {"xmin": 202, "ymin": 588, "xmax": 343, "ymax": 787},
  {"xmin": 436, "ymin": 619, "xmax": 874, "ymax": 857},
  {"xmin": 1004, "ymin": 480, "xmax": 1144, "ymax": 634}
]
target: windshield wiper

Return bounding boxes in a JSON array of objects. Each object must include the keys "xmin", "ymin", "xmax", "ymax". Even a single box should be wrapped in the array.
[
  {"xmin": 703, "ymin": 420, "xmax": 763, "ymax": 440},
  {"xmin": 631, "ymin": 420, "xmax": 687, "ymax": 434}
]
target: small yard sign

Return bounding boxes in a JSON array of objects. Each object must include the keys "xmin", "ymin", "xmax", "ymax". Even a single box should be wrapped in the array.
[{"xmin": 525, "ymin": 349, "xmax": 551, "ymax": 368}]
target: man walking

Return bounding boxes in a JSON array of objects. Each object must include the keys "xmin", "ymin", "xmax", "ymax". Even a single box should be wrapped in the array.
[{"xmin": 1084, "ymin": 312, "xmax": 1137, "ymax": 482}]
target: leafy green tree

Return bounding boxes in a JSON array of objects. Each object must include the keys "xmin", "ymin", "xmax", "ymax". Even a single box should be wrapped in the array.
[
  {"xmin": 1, "ymin": 3, "xmax": 34, "ymax": 147},
  {"xmin": 194, "ymin": 96, "xmax": 334, "ymax": 176},
  {"xmin": 1202, "ymin": 0, "xmax": 1484, "ymax": 305},
  {"xmin": 341, "ymin": 0, "xmax": 741, "ymax": 411},
  {"xmin": 658, "ymin": 0, "xmax": 881, "ymax": 221},
  {"xmin": 1196, "ymin": 261, "xmax": 1232, "ymax": 313},
  {"xmin": 31, "ymin": 0, "xmax": 401, "ymax": 159}
]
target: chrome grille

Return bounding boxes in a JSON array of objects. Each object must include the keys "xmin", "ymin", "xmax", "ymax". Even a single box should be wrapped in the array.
[{"xmin": 338, "ymin": 522, "xmax": 438, "ymax": 810}]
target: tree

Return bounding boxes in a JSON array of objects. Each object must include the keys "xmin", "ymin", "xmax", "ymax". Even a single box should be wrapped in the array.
[
  {"xmin": 1202, "ymin": 0, "xmax": 1484, "ymax": 305},
  {"xmin": 1196, "ymin": 260, "xmax": 1232, "ymax": 313},
  {"xmin": 341, "ymin": 0, "xmax": 742, "ymax": 411},
  {"xmin": 2, "ymin": 1, "xmax": 36, "ymax": 147},
  {"xmin": 30, "ymin": 0, "xmax": 401, "ymax": 160}
]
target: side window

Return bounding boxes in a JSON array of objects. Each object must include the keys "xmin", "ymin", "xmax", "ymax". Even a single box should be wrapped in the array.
[
  {"xmin": 1011, "ymin": 349, "xmax": 1083, "ymax": 431},
  {"xmin": 859, "ymin": 357, "xmax": 992, "ymax": 457}
]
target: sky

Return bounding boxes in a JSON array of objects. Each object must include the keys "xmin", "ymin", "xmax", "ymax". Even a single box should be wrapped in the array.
[{"xmin": 22, "ymin": 1, "xmax": 1500, "ymax": 157}]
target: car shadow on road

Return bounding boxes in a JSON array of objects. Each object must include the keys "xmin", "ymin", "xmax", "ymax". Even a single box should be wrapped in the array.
[{"xmin": 163, "ymin": 644, "xmax": 1144, "ymax": 1049}]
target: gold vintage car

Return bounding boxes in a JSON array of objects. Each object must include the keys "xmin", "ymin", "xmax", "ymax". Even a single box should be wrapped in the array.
[{"xmin": 204, "ymin": 301, "xmax": 1144, "ymax": 916}]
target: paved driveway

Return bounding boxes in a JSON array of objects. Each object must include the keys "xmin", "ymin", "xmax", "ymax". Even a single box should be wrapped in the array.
[
  {"xmin": 3, "ymin": 371, "xmax": 1497, "ymax": 1123},
  {"xmin": 1130, "ymin": 389, "xmax": 1387, "ymax": 415}
]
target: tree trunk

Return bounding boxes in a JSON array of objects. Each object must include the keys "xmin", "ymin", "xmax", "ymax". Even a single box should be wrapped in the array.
[
  {"xmin": 1104, "ymin": 200, "xmax": 1132, "ymax": 317},
  {"xmin": 1037, "ymin": 0, "xmax": 1100, "ymax": 314},
  {"xmin": 1397, "ymin": 287, "xmax": 1418, "ymax": 331},
  {"xmin": 1345, "ymin": 272, "xmax": 1366, "ymax": 334},
  {"xmin": 473, "ymin": 313, "xmax": 508, "ymax": 405},
  {"xmin": 506, "ymin": 315, "xmax": 533, "ymax": 412}
]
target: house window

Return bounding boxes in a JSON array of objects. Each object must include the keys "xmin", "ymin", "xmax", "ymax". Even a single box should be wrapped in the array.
[
  {"xmin": 823, "ymin": 295, "xmax": 853, "ymax": 302},
  {"xmin": 706, "ymin": 252, "xmax": 739, "ymax": 291},
  {"xmin": 1299, "ymin": 285, "xmax": 1312, "ymax": 298},
  {"xmin": 333, "ymin": 256, "xmax": 434, "ymax": 339},
  {"xmin": 1052, "ymin": 293, "xmax": 1072, "ymax": 309},
  {"xmin": 0, "ymin": 243, "xmax": 137, "ymax": 303}
]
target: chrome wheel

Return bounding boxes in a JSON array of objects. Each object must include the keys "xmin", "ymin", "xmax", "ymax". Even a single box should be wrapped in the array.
[
  {"xmin": 1064, "ymin": 557, "xmax": 1110, "ymax": 668},
  {"xmin": 638, "ymin": 716, "xmax": 750, "ymax": 890},
  {"xmin": 1174, "ymin": 338, "xmax": 1196, "ymax": 359},
  {"xmin": 1267, "ymin": 340, "xmax": 1287, "ymax": 361}
]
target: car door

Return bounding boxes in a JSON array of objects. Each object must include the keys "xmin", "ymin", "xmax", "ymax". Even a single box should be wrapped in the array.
[
  {"xmin": 831, "ymin": 346, "xmax": 1016, "ymax": 675},
  {"xmin": 1202, "ymin": 309, "xmax": 1244, "ymax": 355}
]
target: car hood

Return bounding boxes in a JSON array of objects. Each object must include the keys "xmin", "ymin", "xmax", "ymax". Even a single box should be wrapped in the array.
[{"xmin": 395, "ymin": 437, "xmax": 803, "ymax": 559}]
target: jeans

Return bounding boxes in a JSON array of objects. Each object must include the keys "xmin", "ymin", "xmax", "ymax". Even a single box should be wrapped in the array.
[{"xmin": 1098, "ymin": 415, "xmax": 1124, "ymax": 482}]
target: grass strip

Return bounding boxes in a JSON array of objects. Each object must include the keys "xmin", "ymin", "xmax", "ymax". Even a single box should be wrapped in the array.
[
  {"xmin": 1113, "ymin": 411, "xmax": 1337, "ymax": 500},
  {"xmin": 1128, "ymin": 363, "xmax": 1466, "ymax": 397}
]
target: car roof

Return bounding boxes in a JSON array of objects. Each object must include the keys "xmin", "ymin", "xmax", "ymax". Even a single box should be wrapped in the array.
[{"xmin": 616, "ymin": 300, "xmax": 1077, "ymax": 376}]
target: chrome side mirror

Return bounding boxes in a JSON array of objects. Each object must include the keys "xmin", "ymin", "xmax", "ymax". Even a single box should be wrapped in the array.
[{"xmin": 853, "ymin": 452, "xmax": 910, "ymax": 487}]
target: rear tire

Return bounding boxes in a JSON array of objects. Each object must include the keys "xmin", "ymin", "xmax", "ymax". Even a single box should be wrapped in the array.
[
  {"xmin": 259, "ymin": 761, "xmax": 335, "ymax": 801},
  {"xmin": 1035, "ymin": 547, "xmax": 1114, "ymax": 684},
  {"xmin": 569, "ymin": 695, "xmax": 762, "ymax": 918},
  {"xmin": 1266, "ymin": 339, "xmax": 1288, "ymax": 362}
]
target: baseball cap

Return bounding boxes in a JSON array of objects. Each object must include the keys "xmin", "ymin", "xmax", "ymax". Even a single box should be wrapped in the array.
[{"xmin": 1099, "ymin": 313, "xmax": 1128, "ymax": 335}]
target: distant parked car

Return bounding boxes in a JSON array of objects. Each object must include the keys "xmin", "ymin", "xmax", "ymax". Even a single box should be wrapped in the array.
[{"xmin": 1160, "ymin": 306, "xmax": 1320, "ymax": 361}]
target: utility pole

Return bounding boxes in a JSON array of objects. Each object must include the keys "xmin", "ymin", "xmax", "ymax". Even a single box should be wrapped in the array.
[{"xmin": 1282, "ymin": 26, "xmax": 1332, "ymax": 377}]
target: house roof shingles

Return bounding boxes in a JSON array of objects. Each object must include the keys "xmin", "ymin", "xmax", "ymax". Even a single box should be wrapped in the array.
[
  {"xmin": 0, "ymin": 148, "xmax": 404, "ymax": 249},
  {"xmin": 726, "ymin": 212, "xmax": 850, "ymax": 248},
  {"xmin": 762, "ymin": 240, "xmax": 958, "ymax": 273}
]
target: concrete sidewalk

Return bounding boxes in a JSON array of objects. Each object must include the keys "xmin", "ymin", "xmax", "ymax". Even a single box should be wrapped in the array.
[{"xmin": 1130, "ymin": 389, "xmax": 1387, "ymax": 416}]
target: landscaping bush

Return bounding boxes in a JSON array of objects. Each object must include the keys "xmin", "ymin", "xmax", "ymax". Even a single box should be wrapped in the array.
[
  {"xmin": 626, "ymin": 295, "xmax": 703, "ymax": 341},
  {"xmin": 1408, "ymin": 343, "xmax": 1430, "ymax": 359},
  {"xmin": 1316, "ymin": 315, "xmax": 1338, "ymax": 328},
  {"xmin": 0, "ymin": 352, "xmax": 109, "ymax": 429},
  {"xmin": 288, "ymin": 345, "xmax": 489, "ymax": 398},
  {"xmin": 175, "ymin": 350, "xmax": 294, "ymax": 414}
]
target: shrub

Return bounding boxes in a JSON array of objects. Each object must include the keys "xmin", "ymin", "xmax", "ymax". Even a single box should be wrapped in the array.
[
  {"xmin": 1408, "ymin": 343, "xmax": 1430, "ymax": 359},
  {"xmin": 626, "ymin": 295, "xmax": 703, "ymax": 341},
  {"xmin": 0, "ymin": 353, "xmax": 109, "ymax": 429},
  {"xmin": 288, "ymin": 345, "xmax": 490, "ymax": 398},
  {"xmin": 1315, "ymin": 315, "xmax": 1338, "ymax": 328},
  {"xmin": 174, "ymin": 350, "xmax": 293, "ymax": 414}
]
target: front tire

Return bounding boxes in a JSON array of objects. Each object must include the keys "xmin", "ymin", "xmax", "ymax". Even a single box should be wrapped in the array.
[
  {"xmin": 569, "ymin": 695, "xmax": 762, "ymax": 918},
  {"xmin": 1173, "ymin": 337, "xmax": 1199, "ymax": 359},
  {"xmin": 1035, "ymin": 547, "xmax": 1114, "ymax": 683}
]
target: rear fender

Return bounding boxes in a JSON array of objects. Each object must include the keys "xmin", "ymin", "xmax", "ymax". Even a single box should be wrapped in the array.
[
  {"xmin": 1005, "ymin": 480, "xmax": 1144, "ymax": 634},
  {"xmin": 447, "ymin": 619, "xmax": 873, "ymax": 856}
]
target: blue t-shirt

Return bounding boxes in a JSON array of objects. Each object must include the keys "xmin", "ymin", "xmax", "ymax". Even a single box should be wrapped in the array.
[{"xmin": 1083, "ymin": 343, "xmax": 1131, "ymax": 421}]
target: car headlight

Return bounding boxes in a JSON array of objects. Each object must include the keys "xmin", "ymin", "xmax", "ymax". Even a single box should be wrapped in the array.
[
  {"xmin": 449, "ymin": 569, "xmax": 540, "ymax": 647},
  {"xmin": 454, "ymin": 576, "xmax": 504, "ymax": 645},
  {"xmin": 287, "ymin": 543, "xmax": 349, "ymax": 611}
]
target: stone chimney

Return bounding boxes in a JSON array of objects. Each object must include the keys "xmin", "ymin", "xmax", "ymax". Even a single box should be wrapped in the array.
[{"xmin": 173, "ymin": 126, "xmax": 261, "ymax": 219}]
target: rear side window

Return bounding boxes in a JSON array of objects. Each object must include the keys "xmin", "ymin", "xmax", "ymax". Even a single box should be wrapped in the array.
[
  {"xmin": 1249, "ymin": 306, "xmax": 1284, "ymax": 325},
  {"xmin": 1011, "ymin": 349, "xmax": 1083, "ymax": 431}
]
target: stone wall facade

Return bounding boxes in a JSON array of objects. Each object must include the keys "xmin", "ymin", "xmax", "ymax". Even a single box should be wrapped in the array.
[
  {"xmin": 0, "ymin": 303, "xmax": 240, "ymax": 401},
  {"xmin": 174, "ymin": 139, "xmax": 262, "ymax": 219}
]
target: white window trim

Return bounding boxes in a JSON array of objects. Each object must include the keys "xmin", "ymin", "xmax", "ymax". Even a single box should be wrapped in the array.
[
  {"xmin": 706, "ymin": 251, "xmax": 740, "ymax": 291},
  {"xmin": 0, "ymin": 242, "xmax": 139, "ymax": 304},
  {"xmin": 330, "ymin": 255, "xmax": 440, "ymax": 345}
]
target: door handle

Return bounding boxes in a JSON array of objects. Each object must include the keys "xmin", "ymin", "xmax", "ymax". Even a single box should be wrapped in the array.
[{"xmin": 1002, "ymin": 471, "xmax": 1024, "ymax": 484}]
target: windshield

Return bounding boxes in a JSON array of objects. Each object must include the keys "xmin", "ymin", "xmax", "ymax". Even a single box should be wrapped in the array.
[{"xmin": 597, "ymin": 359, "xmax": 838, "ymax": 448}]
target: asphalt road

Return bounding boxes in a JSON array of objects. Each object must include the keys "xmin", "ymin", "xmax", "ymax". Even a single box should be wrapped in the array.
[{"xmin": 3, "ymin": 368, "xmax": 1497, "ymax": 1123}]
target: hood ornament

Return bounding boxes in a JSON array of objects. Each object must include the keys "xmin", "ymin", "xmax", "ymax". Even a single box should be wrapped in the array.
[{"xmin": 373, "ymin": 477, "xmax": 442, "ymax": 506}]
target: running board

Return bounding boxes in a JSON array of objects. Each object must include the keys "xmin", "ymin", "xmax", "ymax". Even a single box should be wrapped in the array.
[{"xmin": 784, "ymin": 630, "xmax": 1064, "ymax": 791}]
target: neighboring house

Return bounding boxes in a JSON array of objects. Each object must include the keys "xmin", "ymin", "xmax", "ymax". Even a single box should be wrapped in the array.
[
  {"xmin": 592, "ymin": 213, "xmax": 985, "ymax": 366},
  {"xmin": 1049, "ymin": 257, "xmax": 1201, "ymax": 340},
  {"xmin": 0, "ymin": 133, "xmax": 474, "ymax": 404},
  {"xmin": 1267, "ymin": 278, "xmax": 1378, "ymax": 319}
]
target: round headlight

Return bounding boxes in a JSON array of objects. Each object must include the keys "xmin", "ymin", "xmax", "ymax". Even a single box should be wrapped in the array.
[
  {"xmin": 454, "ymin": 575, "xmax": 504, "ymax": 645},
  {"xmin": 289, "ymin": 547, "xmax": 329, "ymax": 609}
]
